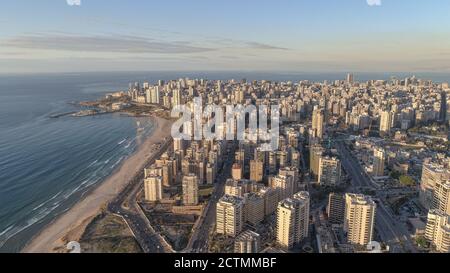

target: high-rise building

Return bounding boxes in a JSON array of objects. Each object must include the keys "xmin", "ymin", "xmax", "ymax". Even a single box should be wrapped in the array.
[
  {"xmin": 225, "ymin": 179, "xmax": 255, "ymax": 197},
  {"xmin": 310, "ymin": 144, "xmax": 325, "ymax": 180},
  {"xmin": 425, "ymin": 210, "xmax": 450, "ymax": 253},
  {"xmin": 182, "ymin": 174, "xmax": 199, "ymax": 206},
  {"xmin": 287, "ymin": 129, "xmax": 299, "ymax": 148},
  {"xmin": 327, "ymin": 193, "xmax": 345, "ymax": 225},
  {"xmin": 433, "ymin": 179, "xmax": 450, "ymax": 215},
  {"xmin": 144, "ymin": 175, "xmax": 163, "ymax": 202},
  {"xmin": 318, "ymin": 156, "xmax": 342, "ymax": 186},
  {"xmin": 271, "ymin": 174, "xmax": 295, "ymax": 200},
  {"xmin": 250, "ymin": 160, "xmax": 264, "ymax": 183},
  {"xmin": 346, "ymin": 73, "xmax": 354, "ymax": 84},
  {"xmin": 380, "ymin": 111, "xmax": 392, "ymax": 135},
  {"xmin": 279, "ymin": 167, "xmax": 300, "ymax": 193},
  {"xmin": 372, "ymin": 147, "xmax": 386, "ymax": 177},
  {"xmin": 206, "ymin": 163, "xmax": 216, "ymax": 185},
  {"xmin": 259, "ymin": 187, "xmax": 279, "ymax": 216},
  {"xmin": 234, "ymin": 230, "xmax": 261, "ymax": 253},
  {"xmin": 439, "ymin": 91, "xmax": 448, "ymax": 124},
  {"xmin": 276, "ymin": 192, "xmax": 310, "ymax": 249},
  {"xmin": 216, "ymin": 195, "xmax": 244, "ymax": 237},
  {"xmin": 420, "ymin": 162, "xmax": 450, "ymax": 210},
  {"xmin": 232, "ymin": 163, "xmax": 243, "ymax": 180},
  {"xmin": 174, "ymin": 138, "xmax": 185, "ymax": 152},
  {"xmin": 151, "ymin": 87, "xmax": 160, "ymax": 104},
  {"xmin": 344, "ymin": 193, "xmax": 376, "ymax": 246},
  {"xmin": 156, "ymin": 156, "xmax": 176, "ymax": 187},
  {"xmin": 245, "ymin": 193, "xmax": 265, "ymax": 226},
  {"xmin": 312, "ymin": 108, "xmax": 325, "ymax": 139},
  {"xmin": 172, "ymin": 89, "xmax": 182, "ymax": 107}
]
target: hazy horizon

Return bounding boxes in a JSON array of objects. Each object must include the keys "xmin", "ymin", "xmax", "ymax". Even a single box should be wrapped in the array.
[{"xmin": 1, "ymin": 0, "xmax": 450, "ymax": 73}]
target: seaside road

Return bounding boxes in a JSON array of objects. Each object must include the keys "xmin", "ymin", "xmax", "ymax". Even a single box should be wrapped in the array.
[{"xmin": 108, "ymin": 139, "xmax": 173, "ymax": 253}]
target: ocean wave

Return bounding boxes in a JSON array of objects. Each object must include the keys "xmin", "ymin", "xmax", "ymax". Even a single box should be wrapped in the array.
[
  {"xmin": 87, "ymin": 160, "xmax": 99, "ymax": 168},
  {"xmin": 110, "ymin": 156, "xmax": 124, "ymax": 170},
  {"xmin": 0, "ymin": 198, "xmax": 62, "ymax": 249},
  {"xmin": 124, "ymin": 141, "xmax": 132, "ymax": 149}
]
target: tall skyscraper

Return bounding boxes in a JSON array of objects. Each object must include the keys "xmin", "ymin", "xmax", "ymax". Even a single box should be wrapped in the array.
[
  {"xmin": 271, "ymin": 174, "xmax": 295, "ymax": 201},
  {"xmin": 259, "ymin": 187, "xmax": 279, "ymax": 216},
  {"xmin": 232, "ymin": 163, "xmax": 243, "ymax": 180},
  {"xmin": 206, "ymin": 163, "xmax": 216, "ymax": 185},
  {"xmin": 344, "ymin": 193, "xmax": 376, "ymax": 246},
  {"xmin": 174, "ymin": 138, "xmax": 185, "ymax": 153},
  {"xmin": 182, "ymin": 174, "xmax": 199, "ymax": 206},
  {"xmin": 245, "ymin": 193, "xmax": 265, "ymax": 226},
  {"xmin": 250, "ymin": 160, "xmax": 264, "ymax": 183},
  {"xmin": 234, "ymin": 230, "xmax": 261, "ymax": 253},
  {"xmin": 425, "ymin": 210, "xmax": 450, "ymax": 253},
  {"xmin": 216, "ymin": 195, "xmax": 244, "ymax": 237},
  {"xmin": 372, "ymin": 147, "xmax": 386, "ymax": 177},
  {"xmin": 156, "ymin": 155, "xmax": 176, "ymax": 187},
  {"xmin": 346, "ymin": 73, "xmax": 354, "ymax": 84},
  {"xmin": 144, "ymin": 175, "xmax": 163, "ymax": 202},
  {"xmin": 276, "ymin": 191, "xmax": 310, "ymax": 249},
  {"xmin": 151, "ymin": 86, "xmax": 160, "ymax": 104},
  {"xmin": 420, "ymin": 162, "xmax": 450, "ymax": 210},
  {"xmin": 310, "ymin": 144, "xmax": 325, "ymax": 180},
  {"xmin": 312, "ymin": 108, "xmax": 325, "ymax": 139},
  {"xmin": 439, "ymin": 91, "xmax": 448, "ymax": 124},
  {"xmin": 433, "ymin": 179, "xmax": 450, "ymax": 215},
  {"xmin": 380, "ymin": 111, "xmax": 392, "ymax": 135},
  {"xmin": 279, "ymin": 167, "xmax": 300, "ymax": 193},
  {"xmin": 327, "ymin": 193, "xmax": 345, "ymax": 225},
  {"xmin": 172, "ymin": 89, "xmax": 182, "ymax": 107},
  {"xmin": 318, "ymin": 156, "xmax": 342, "ymax": 186}
]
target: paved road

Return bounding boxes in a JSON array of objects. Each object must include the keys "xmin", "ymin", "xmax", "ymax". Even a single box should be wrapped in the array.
[
  {"xmin": 108, "ymin": 139, "xmax": 173, "ymax": 253},
  {"xmin": 336, "ymin": 141, "xmax": 418, "ymax": 253},
  {"xmin": 187, "ymin": 143, "xmax": 236, "ymax": 253}
]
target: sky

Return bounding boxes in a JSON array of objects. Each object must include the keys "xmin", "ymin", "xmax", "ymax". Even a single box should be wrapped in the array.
[{"xmin": 1, "ymin": 0, "xmax": 450, "ymax": 73}]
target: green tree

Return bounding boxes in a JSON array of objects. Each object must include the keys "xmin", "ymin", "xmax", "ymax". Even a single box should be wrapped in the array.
[
  {"xmin": 399, "ymin": 175, "xmax": 416, "ymax": 187},
  {"xmin": 416, "ymin": 236, "xmax": 428, "ymax": 248}
]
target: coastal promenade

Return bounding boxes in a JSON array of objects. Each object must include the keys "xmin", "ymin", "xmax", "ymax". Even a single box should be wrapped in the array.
[
  {"xmin": 23, "ymin": 117, "xmax": 173, "ymax": 253},
  {"xmin": 108, "ymin": 137, "xmax": 174, "ymax": 253}
]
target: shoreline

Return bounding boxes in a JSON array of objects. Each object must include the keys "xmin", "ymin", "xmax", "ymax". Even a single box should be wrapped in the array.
[{"xmin": 22, "ymin": 116, "xmax": 173, "ymax": 253}]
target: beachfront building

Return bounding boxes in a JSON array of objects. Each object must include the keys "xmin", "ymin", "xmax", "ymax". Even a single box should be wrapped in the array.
[{"xmin": 144, "ymin": 175, "xmax": 163, "ymax": 202}]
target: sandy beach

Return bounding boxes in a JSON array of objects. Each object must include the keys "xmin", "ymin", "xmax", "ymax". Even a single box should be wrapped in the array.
[{"xmin": 22, "ymin": 116, "xmax": 173, "ymax": 253}]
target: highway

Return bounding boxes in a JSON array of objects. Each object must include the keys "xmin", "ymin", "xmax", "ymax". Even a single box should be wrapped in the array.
[
  {"xmin": 187, "ymin": 143, "xmax": 236, "ymax": 253},
  {"xmin": 108, "ymin": 138, "xmax": 174, "ymax": 253},
  {"xmin": 335, "ymin": 140, "xmax": 418, "ymax": 253}
]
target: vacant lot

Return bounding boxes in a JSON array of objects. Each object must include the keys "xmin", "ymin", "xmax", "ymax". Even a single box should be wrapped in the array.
[{"xmin": 79, "ymin": 213, "xmax": 142, "ymax": 253}]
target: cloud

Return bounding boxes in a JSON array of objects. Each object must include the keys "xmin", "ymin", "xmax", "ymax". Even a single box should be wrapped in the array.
[
  {"xmin": 367, "ymin": 0, "xmax": 382, "ymax": 6},
  {"xmin": 66, "ymin": 0, "xmax": 81, "ymax": 6},
  {"xmin": 2, "ymin": 34, "xmax": 214, "ymax": 54},
  {"xmin": 245, "ymin": 42, "xmax": 288, "ymax": 50}
]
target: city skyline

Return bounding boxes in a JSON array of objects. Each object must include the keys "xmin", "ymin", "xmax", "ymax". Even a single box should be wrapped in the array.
[
  {"xmin": 0, "ymin": 0, "xmax": 449, "ymax": 260},
  {"xmin": 1, "ymin": 0, "xmax": 450, "ymax": 73}
]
